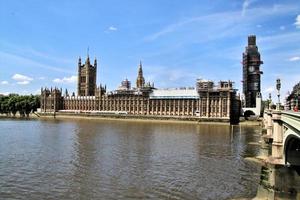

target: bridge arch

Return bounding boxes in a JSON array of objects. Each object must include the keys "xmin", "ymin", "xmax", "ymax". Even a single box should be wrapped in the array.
[
  {"xmin": 244, "ymin": 110, "xmax": 256, "ymax": 119},
  {"xmin": 284, "ymin": 132, "xmax": 300, "ymax": 166}
]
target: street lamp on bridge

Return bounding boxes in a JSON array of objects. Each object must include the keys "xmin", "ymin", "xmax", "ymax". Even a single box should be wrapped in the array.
[
  {"xmin": 295, "ymin": 91, "xmax": 299, "ymax": 112},
  {"xmin": 268, "ymin": 93, "xmax": 272, "ymax": 110},
  {"xmin": 276, "ymin": 78, "xmax": 281, "ymax": 110}
]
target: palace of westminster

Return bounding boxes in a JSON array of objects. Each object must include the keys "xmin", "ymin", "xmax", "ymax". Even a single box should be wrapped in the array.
[{"xmin": 40, "ymin": 35, "xmax": 263, "ymax": 122}]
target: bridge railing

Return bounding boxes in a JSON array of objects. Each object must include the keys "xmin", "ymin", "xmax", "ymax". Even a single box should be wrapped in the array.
[{"xmin": 263, "ymin": 109, "xmax": 300, "ymax": 166}]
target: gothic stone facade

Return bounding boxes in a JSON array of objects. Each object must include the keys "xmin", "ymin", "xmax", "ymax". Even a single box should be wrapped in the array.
[
  {"xmin": 242, "ymin": 35, "xmax": 263, "ymax": 108},
  {"xmin": 41, "ymin": 56, "xmax": 239, "ymax": 121},
  {"xmin": 77, "ymin": 56, "xmax": 97, "ymax": 96},
  {"xmin": 285, "ymin": 82, "xmax": 300, "ymax": 111}
]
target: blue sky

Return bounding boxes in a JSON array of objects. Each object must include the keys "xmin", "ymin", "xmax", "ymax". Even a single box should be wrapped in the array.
[{"xmin": 0, "ymin": 0, "xmax": 299, "ymax": 101}]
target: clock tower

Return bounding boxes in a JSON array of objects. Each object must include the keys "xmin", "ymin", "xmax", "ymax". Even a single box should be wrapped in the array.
[{"xmin": 242, "ymin": 35, "xmax": 263, "ymax": 107}]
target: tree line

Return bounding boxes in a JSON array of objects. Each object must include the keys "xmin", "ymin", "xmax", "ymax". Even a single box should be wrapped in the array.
[{"xmin": 0, "ymin": 94, "xmax": 40, "ymax": 117}]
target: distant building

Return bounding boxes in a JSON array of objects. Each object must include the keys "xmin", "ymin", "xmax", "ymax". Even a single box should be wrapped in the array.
[
  {"xmin": 77, "ymin": 56, "xmax": 97, "ymax": 96},
  {"xmin": 242, "ymin": 35, "xmax": 263, "ymax": 117},
  {"xmin": 285, "ymin": 82, "xmax": 300, "ymax": 110},
  {"xmin": 40, "ymin": 57, "xmax": 239, "ymax": 122},
  {"xmin": 136, "ymin": 61, "xmax": 145, "ymax": 89},
  {"xmin": 118, "ymin": 78, "xmax": 131, "ymax": 91},
  {"xmin": 196, "ymin": 79, "xmax": 214, "ymax": 90},
  {"xmin": 242, "ymin": 35, "xmax": 263, "ymax": 108}
]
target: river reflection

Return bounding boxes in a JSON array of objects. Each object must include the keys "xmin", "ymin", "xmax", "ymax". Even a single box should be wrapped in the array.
[{"xmin": 0, "ymin": 119, "xmax": 261, "ymax": 199}]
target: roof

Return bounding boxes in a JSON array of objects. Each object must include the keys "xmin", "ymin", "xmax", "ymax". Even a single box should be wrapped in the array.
[
  {"xmin": 149, "ymin": 89, "xmax": 199, "ymax": 99},
  {"xmin": 65, "ymin": 96, "xmax": 96, "ymax": 100}
]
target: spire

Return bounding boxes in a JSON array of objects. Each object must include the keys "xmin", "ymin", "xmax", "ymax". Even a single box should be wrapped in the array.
[
  {"xmin": 136, "ymin": 61, "xmax": 145, "ymax": 88},
  {"xmin": 94, "ymin": 57, "xmax": 97, "ymax": 67},
  {"xmin": 248, "ymin": 35, "xmax": 256, "ymax": 46},
  {"xmin": 65, "ymin": 89, "xmax": 69, "ymax": 96},
  {"xmin": 138, "ymin": 60, "xmax": 143, "ymax": 75},
  {"xmin": 86, "ymin": 47, "xmax": 90, "ymax": 65},
  {"xmin": 78, "ymin": 56, "xmax": 81, "ymax": 65}
]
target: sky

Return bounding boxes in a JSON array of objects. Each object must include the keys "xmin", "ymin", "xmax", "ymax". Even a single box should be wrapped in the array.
[{"xmin": 0, "ymin": 0, "xmax": 299, "ymax": 102}]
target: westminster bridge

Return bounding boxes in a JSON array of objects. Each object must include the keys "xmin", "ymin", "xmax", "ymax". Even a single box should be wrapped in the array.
[
  {"xmin": 264, "ymin": 110, "xmax": 300, "ymax": 166},
  {"xmin": 259, "ymin": 110, "xmax": 300, "ymax": 199}
]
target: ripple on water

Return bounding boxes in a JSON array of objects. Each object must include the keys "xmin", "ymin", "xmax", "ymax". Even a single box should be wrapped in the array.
[{"xmin": 0, "ymin": 119, "xmax": 261, "ymax": 200}]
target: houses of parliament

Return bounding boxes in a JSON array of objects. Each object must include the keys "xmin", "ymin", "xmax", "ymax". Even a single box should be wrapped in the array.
[
  {"xmin": 40, "ymin": 56, "xmax": 239, "ymax": 122},
  {"xmin": 40, "ymin": 36, "xmax": 263, "ymax": 122}
]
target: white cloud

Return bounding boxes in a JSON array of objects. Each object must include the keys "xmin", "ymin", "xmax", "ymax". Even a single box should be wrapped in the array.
[
  {"xmin": 265, "ymin": 87, "xmax": 275, "ymax": 93},
  {"xmin": 12, "ymin": 74, "xmax": 33, "ymax": 85},
  {"xmin": 295, "ymin": 15, "xmax": 300, "ymax": 28},
  {"xmin": 17, "ymin": 81, "xmax": 30, "ymax": 85},
  {"xmin": 256, "ymin": 24, "xmax": 262, "ymax": 28},
  {"xmin": 34, "ymin": 89, "xmax": 41, "ymax": 94},
  {"xmin": 0, "ymin": 51, "xmax": 73, "ymax": 74},
  {"xmin": 1, "ymin": 81, "xmax": 8, "ymax": 85},
  {"xmin": 0, "ymin": 89, "xmax": 42, "ymax": 95},
  {"xmin": 143, "ymin": 65, "xmax": 197, "ymax": 88},
  {"xmin": 289, "ymin": 56, "xmax": 300, "ymax": 61},
  {"xmin": 38, "ymin": 77, "xmax": 45, "ymax": 80},
  {"xmin": 259, "ymin": 32, "xmax": 300, "ymax": 52},
  {"xmin": 53, "ymin": 75, "xmax": 77, "ymax": 84},
  {"xmin": 242, "ymin": 0, "xmax": 250, "ymax": 16},
  {"xmin": 280, "ymin": 25, "xmax": 285, "ymax": 30},
  {"xmin": 108, "ymin": 26, "xmax": 118, "ymax": 31},
  {"xmin": 0, "ymin": 41, "xmax": 73, "ymax": 64},
  {"xmin": 145, "ymin": 3, "xmax": 297, "ymax": 42},
  {"xmin": 0, "ymin": 92, "xmax": 10, "ymax": 96}
]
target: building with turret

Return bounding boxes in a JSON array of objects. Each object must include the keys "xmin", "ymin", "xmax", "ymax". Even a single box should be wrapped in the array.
[
  {"xmin": 242, "ymin": 35, "xmax": 263, "ymax": 108},
  {"xmin": 241, "ymin": 35, "xmax": 263, "ymax": 117},
  {"xmin": 40, "ymin": 49, "xmax": 244, "ymax": 123},
  {"xmin": 136, "ymin": 61, "xmax": 145, "ymax": 89},
  {"xmin": 77, "ymin": 55, "xmax": 97, "ymax": 96},
  {"xmin": 285, "ymin": 82, "xmax": 300, "ymax": 111},
  {"xmin": 41, "ymin": 87, "xmax": 63, "ymax": 112}
]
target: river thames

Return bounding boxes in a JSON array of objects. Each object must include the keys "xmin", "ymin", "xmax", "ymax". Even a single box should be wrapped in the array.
[{"xmin": 0, "ymin": 118, "xmax": 262, "ymax": 200}]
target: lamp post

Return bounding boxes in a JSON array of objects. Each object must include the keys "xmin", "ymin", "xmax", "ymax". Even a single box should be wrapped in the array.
[
  {"xmin": 296, "ymin": 91, "xmax": 299, "ymax": 112},
  {"xmin": 276, "ymin": 78, "xmax": 281, "ymax": 110},
  {"xmin": 268, "ymin": 93, "xmax": 272, "ymax": 110}
]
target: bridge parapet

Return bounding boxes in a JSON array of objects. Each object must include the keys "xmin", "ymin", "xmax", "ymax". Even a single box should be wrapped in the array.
[
  {"xmin": 271, "ymin": 110, "xmax": 283, "ymax": 160},
  {"xmin": 266, "ymin": 110, "xmax": 273, "ymax": 137},
  {"xmin": 281, "ymin": 111, "xmax": 300, "ymax": 133},
  {"xmin": 262, "ymin": 110, "xmax": 274, "ymax": 144},
  {"xmin": 258, "ymin": 110, "xmax": 300, "ymax": 200},
  {"xmin": 263, "ymin": 110, "xmax": 300, "ymax": 166}
]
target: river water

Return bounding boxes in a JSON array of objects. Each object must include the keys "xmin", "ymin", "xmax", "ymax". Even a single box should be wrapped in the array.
[{"xmin": 0, "ymin": 118, "xmax": 261, "ymax": 200}]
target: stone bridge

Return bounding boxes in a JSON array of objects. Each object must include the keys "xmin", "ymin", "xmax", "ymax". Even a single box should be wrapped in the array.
[{"xmin": 264, "ymin": 110, "xmax": 300, "ymax": 166}]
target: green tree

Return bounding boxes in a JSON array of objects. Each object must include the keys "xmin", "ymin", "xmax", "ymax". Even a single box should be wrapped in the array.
[
  {"xmin": 8, "ymin": 95, "xmax": 18, "ymax": 116},
  {"xmin": 0, "ymin": 94, "xmax": 40, "ymax": 117}
]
